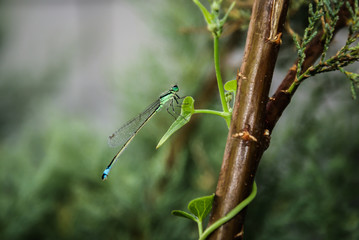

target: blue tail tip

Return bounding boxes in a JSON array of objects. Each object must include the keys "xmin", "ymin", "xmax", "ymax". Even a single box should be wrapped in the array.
[
  {"xmin": 102, "ymin": 174, "xmax": 108, "ymax": 181},
  {"xmin": 102, "ymin": 168, "xmax": 110, "ymax": 181}
]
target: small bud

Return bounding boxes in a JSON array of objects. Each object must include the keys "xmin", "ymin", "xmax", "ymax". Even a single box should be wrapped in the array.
[{"xmin": 211, "ymin": 1, "xmax": 220, "ymax": 13}]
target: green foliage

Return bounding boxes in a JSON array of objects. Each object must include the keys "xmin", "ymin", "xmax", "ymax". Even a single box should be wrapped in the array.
[
  {"xmin": 224, "ymin": 79, "xmax": 237, "ymax": 93},
  {"xmin": 224, "ymin": 79, "xmax": 237, "ymax": 112},
  {"xmin": 172, "ymin": 209, "xmax": 199, "ymax": 222},
  {"xmin": 157, "ymin": 0, "xmax": 238, "ymax": 147},
  {"xmin": 0, "ymin": 111, "xmax": 212, "ymax": 240},
  {"xmin": 172, "ymin": 183, "xmax": 257, "ymax": 240},
  {"xmin": 157, "ymin": 96, "xmax": 194, "ymax": 148},
  {"xmin": 339, "ymin": 68, "xmax": 359, "ymax": 98},
  {"xmin": 346, "ymin": 0, "xmax": 359, "ymax": 35},
  {"xmin": 157, "ymin": 79, "xmax": 238, "ymax": 147},
  {"xmin": 0, "ymin": 63, "xmax": 66, "ymax": 140},
  {"xmin": 0, "ymin": 117, "xmax": 107, "ymax": 240},
  {"xmin": 172, "ymin": 194, "xmax": 214, "ymax": 223},
  {"xmin": 172, "ymin": 194, "xmax": 214, "ymax": 239},
  {"xmin": 192, "ymin": 0, "xmax": 235, "ymax": 37},
  {"xmin": 187, "ymin": 194, "xmax": 214, "ymax": 222},
  {"xmin": 245, "ymin": 78, "xmax": 359, "ymax": 240},
  {"xmin": 293, "ymin": 1, "xmax": 324, "ymax": 79},
  {"xmin": 173, "ymin": 0, "xmax": 236, "ymax": 130},
  {"xmin": 288, "ymin": 0, "xmax": 359, "ymax": 96},
  {"xmin": 191, "ymin": 0, "xmax": 236, "ymax": 128},
  {"xmin": 321, "ymin": 0, "xmax": 344, "ymax": 61}
]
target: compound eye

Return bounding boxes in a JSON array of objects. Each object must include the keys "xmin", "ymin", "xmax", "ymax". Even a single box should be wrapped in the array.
[{"xmin": 172, "ymin": 85, "xmax": 179, "ymax": 92}]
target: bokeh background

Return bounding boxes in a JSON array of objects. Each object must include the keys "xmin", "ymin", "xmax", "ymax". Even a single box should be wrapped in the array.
[{"xmin": 0, "ymin": 1, "xmax": 358, "ymax": 240}]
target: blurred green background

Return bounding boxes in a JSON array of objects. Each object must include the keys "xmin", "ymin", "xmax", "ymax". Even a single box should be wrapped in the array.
[{"xmin": 0, "ymin": 1, "xmax": 358, "ymax": 240}]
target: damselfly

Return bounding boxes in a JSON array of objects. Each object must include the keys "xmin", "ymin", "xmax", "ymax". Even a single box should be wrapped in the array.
[{"xmin": 102, "ymin": 85, "xmax": 180, "ymax": 180}]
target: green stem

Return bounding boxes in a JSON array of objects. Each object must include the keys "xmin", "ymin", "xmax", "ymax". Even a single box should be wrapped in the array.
[
  {"xmin": 193, "ymin": 109, "xmax": 230, "ymax": 118},
  {"xmin": 199, "ymin": 182, "xmax": 257, "ymax": 240},
  {"xmin": 197, "ymin": 220, "xmax": 203, "ymax": 238},
  {"xmin": 193, "ymin": 109, "xmax": 231, "ymax": 127},
  {"xmin": 213, "ymin": 35, "xmax": 229, "ymax": 114},
  {"xmin": 287, "ymin": 65, "xmax": 314, "ymax": 94},
  {"xmin": 286, "ymin": 81, "xmax": 297, "ymax": 94}
]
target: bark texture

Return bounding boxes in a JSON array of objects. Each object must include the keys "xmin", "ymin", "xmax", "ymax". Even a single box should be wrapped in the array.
[{"xmin": 207, "ymin": 0, "xmax": 289, "ymax": 239}]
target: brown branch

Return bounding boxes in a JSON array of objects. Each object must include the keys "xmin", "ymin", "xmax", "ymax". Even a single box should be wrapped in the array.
[
  {"xmin": 207, "ymin": 0, "xmax": 289, "ymax": 239},
  {"xmin": 265, "ymin": 1, "xmax": 353, "ymax": 132}
]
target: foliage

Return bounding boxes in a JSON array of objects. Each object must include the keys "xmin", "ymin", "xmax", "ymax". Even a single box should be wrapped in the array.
[
  {"xmin": 172, "ymin": 194, "xmax": 215, "ymax": 237},
  {"xmin": 245, "ymin": 79, "xmax": 359, "ymax": 240},
  {"xmin": 288, "ymin": 0, "xmax": 359, "ymax": 97},
  {"xmin": 158, "ymin": 0, "xmax": 237, "ymax": 149},
  {"xmin": 157, "ymin": 96, "xmax": 195, "ymax": 149},
  {"xmin": 193, "ymin": 0, "xmax": 235, "ymax": 37},
  {"xmin": 172, "ymin": 182, "xmax": 256, "ymax": 240}
]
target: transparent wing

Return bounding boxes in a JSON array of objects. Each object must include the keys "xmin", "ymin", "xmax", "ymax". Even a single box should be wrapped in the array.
[{"xmin": 108, "ymin": 99, "xmax": 161, "ymax": 148}]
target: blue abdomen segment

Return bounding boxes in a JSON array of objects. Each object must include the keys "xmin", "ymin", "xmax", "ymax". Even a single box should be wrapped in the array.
[{"xmin": 102, "ymin": 167, "xmax": 111, "ymax": 180}]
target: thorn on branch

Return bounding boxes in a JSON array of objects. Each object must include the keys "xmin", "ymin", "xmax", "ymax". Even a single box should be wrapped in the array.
[
  {"xmin": 267, "ymin": 32, "xmax": 283, "ymax": 45},
  {"xmin": 236, "ymin": 71, "xmax": 247, "ymax": 81},
  {"xmin": 263, "ymin": 129, "xmax": 270, "ymax": 136},
  {"xmin": 289, "ymin": 64, "xmax": 297, "ymax": 71},
  {"xmin": 234, "ymin": 228, "xmax": 244, "ymax": 239},
  {"xmin": 280, "ymin": 89, "xmax": 291, "ymax": 95},
  {"xmin": 232, "ymin": 129, "xmax": 258, "ymax": 142}
]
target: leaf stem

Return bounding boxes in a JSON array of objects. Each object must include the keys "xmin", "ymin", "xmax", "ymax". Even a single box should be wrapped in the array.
[
  {"xmin": 197, "ymin": 219, "xmax": 203, "ymax": 238},
  {"xmin": 193, "ymin": 109, "xmax": 230, "ymax": 118},
  {"xmin": 193, "ymin": 109, "xmax": 231, "ymax": 127},
  {"xmin": 214, "ymin": 35, "xmax": 229, "ymax": 114},
  {"xmin": 199, "ymin": 182, "xmax": 257, "ymax": 240}
]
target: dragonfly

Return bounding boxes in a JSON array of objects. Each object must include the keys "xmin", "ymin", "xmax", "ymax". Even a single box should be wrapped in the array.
[{"xmin": 102, "ymin": 85, "xmax": 181, "ymax": 180}]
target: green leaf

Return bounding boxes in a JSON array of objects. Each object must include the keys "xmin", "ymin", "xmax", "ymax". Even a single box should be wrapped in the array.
[
  {"xmin": 192, "ymin": 0, "xmax": 214, "ymax": 25},
  {"xmin": 188, "ymin": 194, "xmax": 215, "ymax": 222},
  {"xmin": 224, "ymin": 79, "xmax": 237, "ymax": 93},
  {"xmin": 219, "ymin": 1, "xmax": 236, "ymax": 25},
  {"xmin": 171, "ymin": 210, "xmax": 198, "ymax": 222},
  {"xmin": 199, "ymin": 182, "xmax": 257, "ymax": 240},
  {"xmin": 156, "ymin": 96, "xmax": 194, "ymax": 149},
  {"xmin": 181, "ymin": 96, "xmax": 195, "ymax": 114}
]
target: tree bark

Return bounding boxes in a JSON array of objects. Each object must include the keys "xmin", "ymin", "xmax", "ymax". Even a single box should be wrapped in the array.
[{"xmin": 207, "ymin": 0, "xmax": 289, "ymax": 239}]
